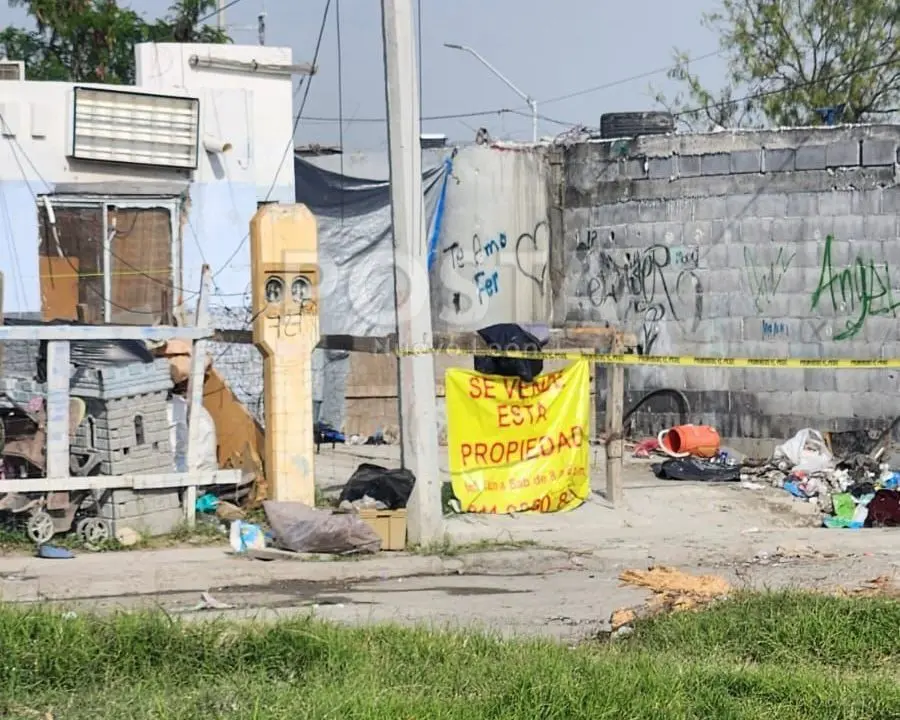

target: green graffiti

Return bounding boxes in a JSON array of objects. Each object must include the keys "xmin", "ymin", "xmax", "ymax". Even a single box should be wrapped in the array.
[{"xmin": 810, "ymin": 234, "xmax": 900, "ymax": 340}]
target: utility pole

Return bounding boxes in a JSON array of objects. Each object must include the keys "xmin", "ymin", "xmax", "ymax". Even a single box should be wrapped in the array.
[
  {"xmin": 380, "ymin": 0, "xmax": 443, "ymax": 545},
  {"xmin": 216, "ymin": 0, "xmax": 225, "ymax": 31}
]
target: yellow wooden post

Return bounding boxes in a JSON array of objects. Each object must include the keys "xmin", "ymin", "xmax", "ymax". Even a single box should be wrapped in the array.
[{"xmin": 250, "ymin": 205, "xmax": 320, "ymax": 506}]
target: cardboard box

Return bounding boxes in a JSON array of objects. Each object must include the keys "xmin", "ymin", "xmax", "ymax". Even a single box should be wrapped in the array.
[{"xmin": 358, "ymin": 509, "xmax": 407, "ymax": 551}]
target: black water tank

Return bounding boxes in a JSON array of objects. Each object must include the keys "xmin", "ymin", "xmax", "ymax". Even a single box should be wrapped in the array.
[{"xmin": 600, "ymin": 111, "xmax": 675, "ymax": 139}]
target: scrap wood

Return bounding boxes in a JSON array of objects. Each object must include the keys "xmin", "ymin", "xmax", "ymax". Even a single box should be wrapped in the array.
[
  {"xmin": 610, "ymin": 566, "xmax": 732, "ymax": 631},
  {"xmin": 837, "ymin": 575, "xmax": 900, "ymax": 599}
]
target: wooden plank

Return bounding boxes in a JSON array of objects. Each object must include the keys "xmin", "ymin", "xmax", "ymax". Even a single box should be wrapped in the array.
[
  {"xmin": 45, "ymin": 340, "xmax": 71, "ymax": 479},
  {"xmin": 39, "ymin": 256, "xmax": 80, "ymax": 320},
  {"xmin": 185, "ymin": 265, "xmax": 211, "ymax": 527},
  {"xmin": 0, "ymin": 325, "xmax": 212, "ymax": 342},
  {"xmin": 0, "ymin": 470, "xmax": 240, "ymax": 494},
  {"xmin": 605, "ymin": 334, "xmax": 626, "ymax": 506}
]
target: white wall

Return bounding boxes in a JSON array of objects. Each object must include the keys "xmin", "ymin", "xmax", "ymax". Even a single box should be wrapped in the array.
[
  {"xmin": 0, "ymin": 42, "xmax": 297, "ymax": 313},
  {"xmin": 432, "ymin": 144, "xmax": 550, "ymax": 331},
  {"xmin": 135, "ymin": 43, "xmax": 295, "ymax": 201}
]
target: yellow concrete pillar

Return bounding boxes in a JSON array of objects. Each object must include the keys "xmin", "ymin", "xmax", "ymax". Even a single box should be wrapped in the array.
[{"xmin": 250, "ymin": 204, "xmax": 320, "ymax": 505}]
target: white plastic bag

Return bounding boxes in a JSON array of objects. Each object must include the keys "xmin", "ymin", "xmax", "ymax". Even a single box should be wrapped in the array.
[
  {"xmin": 773, "ymin": 428, "xmax": 833, "ymax": 473},
  {"xmin": 168, "ymin": 396, "xmax": 218, "ymax": 472}
]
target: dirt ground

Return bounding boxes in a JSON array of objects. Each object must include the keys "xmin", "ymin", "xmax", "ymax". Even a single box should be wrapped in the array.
[{"xmin": 2, "ymin": 444, "xmax": 899, "ymax": 640}]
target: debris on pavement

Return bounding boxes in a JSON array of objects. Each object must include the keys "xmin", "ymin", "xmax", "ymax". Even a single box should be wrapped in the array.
[
  {"xmin": 609, "ymin": 566, "xmax": 731, "ymax": 631},
  {"xmin": 263, "ymin": 501, "xmax": 382, "ymax": 555},
  {"xmin": 189, "ymin": 592, "xmax": 234, "ymax": 612}
]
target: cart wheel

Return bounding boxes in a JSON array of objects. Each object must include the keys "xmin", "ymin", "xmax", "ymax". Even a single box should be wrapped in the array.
[
  {"xmin": 79, "ymin": 518, "xmax": 112, "ymax": 550},
  {"xmin": 26, "ymin": 511, "xmax": 55, "ymax": 545}
]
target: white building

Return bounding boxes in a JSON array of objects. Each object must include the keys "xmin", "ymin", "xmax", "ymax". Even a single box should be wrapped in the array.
[{"xmin": 0, "ymin": 42, "xmax": 297, "ymax": 320}]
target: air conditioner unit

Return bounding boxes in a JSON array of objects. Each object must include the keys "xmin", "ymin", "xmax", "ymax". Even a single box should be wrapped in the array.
[{"xmin": 0, "ymin": 60, "xmax": 24, "ymax": 81}]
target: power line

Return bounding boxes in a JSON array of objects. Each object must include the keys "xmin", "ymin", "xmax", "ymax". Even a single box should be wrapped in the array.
[
  {"xmin": 674, "ymin": 55, "xmax": 900, "ymax": 118},
  {"xmin": 539, "ymin": 49, "xmax": 723, "ymax": 106},
  {"xmin": 212, "ymin": 0, "xmax": 333, "ymax": 278}
]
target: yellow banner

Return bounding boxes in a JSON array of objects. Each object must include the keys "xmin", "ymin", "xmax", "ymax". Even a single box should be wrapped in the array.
[{"xmin": 445, "ymin": 361, "xmax": 591, "ymax": 514}]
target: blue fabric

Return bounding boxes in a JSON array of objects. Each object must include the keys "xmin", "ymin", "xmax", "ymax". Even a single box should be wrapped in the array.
[
  {"xmin": 37, "ymin": 544, "xmax": 74, "ymax": 559},
  {"xmin": 427, "ymin": 155, "xmax": 454, "ymax": 272}
]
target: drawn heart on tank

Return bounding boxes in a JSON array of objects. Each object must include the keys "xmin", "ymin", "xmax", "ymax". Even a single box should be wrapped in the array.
[{"xmin": 515, "ymin": 220, "xmax": 549, "ymax": 290}]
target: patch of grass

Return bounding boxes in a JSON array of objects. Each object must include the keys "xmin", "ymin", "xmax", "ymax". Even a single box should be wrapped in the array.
[
  {"xmin": 1, "ymin": 593, "xmax": 900, "ymax": 718},
  {"xmin": 411, "ymin": 535, "xmax": 539, "ymax": 556}
]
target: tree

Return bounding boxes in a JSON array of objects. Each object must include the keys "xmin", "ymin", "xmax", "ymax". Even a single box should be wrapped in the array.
[
  {"xmin": 0, "ymin": 0, "xmax": 230, "ymax": 84},
  {"xmin": 654, "ymin": 0, "xmax": 900, "ymax": 130}
]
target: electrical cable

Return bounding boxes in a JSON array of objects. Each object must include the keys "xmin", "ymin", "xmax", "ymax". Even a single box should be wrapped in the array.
[
  {"xmin": 212, "ymin": 0, "xmax": 333, "ymax": 279},
  {"xmin": 674, "ymin": 55, "xmax": 900, "ymax": 119}
]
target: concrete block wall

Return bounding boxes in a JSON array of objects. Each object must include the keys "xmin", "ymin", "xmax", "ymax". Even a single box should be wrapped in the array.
[{"xmin": 561, "ymin": 125, "xmax": 900, "ymax": 449}]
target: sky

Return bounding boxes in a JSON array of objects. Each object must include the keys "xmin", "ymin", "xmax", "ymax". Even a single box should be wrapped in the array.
[{"xmin": 2, "ymin": 0, "xmax": 728, "ymax": 150}]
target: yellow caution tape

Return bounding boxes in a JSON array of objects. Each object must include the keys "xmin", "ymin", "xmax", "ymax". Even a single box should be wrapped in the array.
[{"xmin": 396, "ymin": 346, "xmax": 896, "ymax": 369}]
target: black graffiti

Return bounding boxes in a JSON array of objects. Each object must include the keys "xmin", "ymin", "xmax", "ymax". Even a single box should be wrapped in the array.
[
  {"xmin": 515, "ymin": 220, "xmax": 549, "ymax": 293},
  {"xmin": 583, "ymin": 244, "xmax": 703, "ymax": 355},
  {"xmin": 443, "ymin": 242, "xmax": 464, "ymax": 270}
]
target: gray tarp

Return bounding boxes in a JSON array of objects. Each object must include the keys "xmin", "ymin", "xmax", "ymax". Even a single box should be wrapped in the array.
[{"xmin": 294, "ymin": 154, "xmax": 447, "ymax": 337}]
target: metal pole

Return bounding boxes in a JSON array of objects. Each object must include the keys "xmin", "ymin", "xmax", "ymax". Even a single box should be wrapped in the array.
[
  {"xmin": 444, "ymin": 43, "xmax": 538, "ymax": 142},
  {"xmin": 217, "ymin": 0, "xmax": 225, "ymax": 31},
  {"xmin": 381, "ymin": 0, "xmax": 443, "ymax": 545}
]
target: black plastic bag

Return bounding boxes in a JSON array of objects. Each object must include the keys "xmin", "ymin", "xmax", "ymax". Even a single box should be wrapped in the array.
[
  {"xmin": 652, "ymin": 458, "xmax": 741, "ymax": 483},
  {"xmin": 338, "ymin": 463, "xmax": 415, "ymax": 510},
  {"xmin": 474, "ymin": 323, "xmax": 545, "ymax": 382}
]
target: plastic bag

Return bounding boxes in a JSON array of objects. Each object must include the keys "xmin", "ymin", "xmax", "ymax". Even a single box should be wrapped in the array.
[
  {"xmin": 774, "ymin": 429, "xmax": 833, "ymax": 473},
  {"xmin": 168, "ymin": 396, "xmax": 218, "ymax": 472},
  {"xmin": 229, "ymin": 520, "xmax": 265, "ymax": 553},
  {"xmin": 338, "ymin": 463, "xmax": 415, "ymax": 510},
  {"xmin": 264, "ymin": 501, "xmax": 381, "ymax": 555}
]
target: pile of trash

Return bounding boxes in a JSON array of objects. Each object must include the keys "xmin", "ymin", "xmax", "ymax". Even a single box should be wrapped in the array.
[
  {"xmin": 637, "ymin": 423, "xmax": 900, "ymax": 529},
  {"xmin": 741, "ymin": 428, "xmax": 900, "ymax": 529}
]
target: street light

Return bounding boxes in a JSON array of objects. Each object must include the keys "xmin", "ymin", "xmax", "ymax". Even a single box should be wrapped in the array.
[{"xmin": 443, "ymin": 42, "xmax": 538, "ymax": 142}]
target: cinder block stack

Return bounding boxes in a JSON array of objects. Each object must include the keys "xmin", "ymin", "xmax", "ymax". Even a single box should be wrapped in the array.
[{"xmin": 70, "ymin": 359, "xmax": 182, "ymax": 536}]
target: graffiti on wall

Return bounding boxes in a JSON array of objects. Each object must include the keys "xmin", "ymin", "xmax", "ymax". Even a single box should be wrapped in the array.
[
  {"xmin": 576, "ymin": 242, "xmax": 704, "ymax": 355},
  {"xmin": 743, "ymin": 247, "xmax": 795, "ymax": 313},
  {"xmin": 811, "ymin": 234, "xmax": 900, "ymax": 341},
  {"xmin": 440, "ymin": 220, "xmax": 549, "ymax": 320}
]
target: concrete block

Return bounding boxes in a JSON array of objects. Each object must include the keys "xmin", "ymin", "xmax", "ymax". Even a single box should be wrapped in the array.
[
  {"xmin": 730, "ymin": 150, "xmax": 762, "ymax": 174},
  {"xmin": 651, "ymin": 222, "xmax": 683, "ymax": 246},
  {"xmin": 665, "ymin": 198, "xmax": 694, "ymax": 222},
  {"xmin": 709, "ymin": 219, "xmax": 738, "ymax": 244},
  {"xmin": 738, "ymin": 217, "xmax": 774, "ymax": 244},
  {"xmin": 818, "ymin": 391, "xmax": 855, "ymax": 417},
  {"xmin": 795, "ymin": 146, "xmax": 827, "ymax": 170},
  {"xmin": 862, "ymin": 139, "xmax": 897, "ymax": 167},
  {"xmin": 648, "ymin": 157, "xmax": 674, "ymax": 179},
  {"xmin": 109, "ymin": 507, "xmax": 184, "ymax": 537},
  {"xmin": 788, "ymin": 342, "xmax": 825, "ymax": 359},
  {"xmin": 754, "ymin": 194, "xmax": 789, "ymax": 219},
  {"xmin": 700, "ymin": 153, "xmax": 730, "ymax": 176},
  {"xmin": 682, "ymin": 220, "xmax": 713, "ymax": 246},
  {"xmin": 771, "ymin": 217, "xmax": 805, "ymax": 244},
  {"xmin": 851, "ymin": 189, "xmax": 882, "ymax": 215},
  {"xmin": 864, "ymin": 214, "xmax": 898, "ymax": 241},
  {"xmin": 786, "ymin": 193, "xmax": 818, "ymax": 218},
  {"xmin": 825, "ymin": 141, "xmax": 861, "ymax": 168},
  {"xmin": 835, "ymin": 372, "xmax": 870, "ymax": 393},
  {"xmin": 677, "ymin": 154, "xmax": 701, "ymax": 177},
  {"xmin": 831, "ymin": 215, "xmax": 866, "ymax": 242},
  {"xmin": 726, "ymin": 193, "xmax": 758, "ymax": 218},
  {"xmin": 818, "ymin": 192, "xmax": 854, "ymax": 217},
  {"xmin": 692, "ymin": 196, "xmax": 728, "ymax": 220},
  {"xmin": 765, "ymin": 148, "xmax": 795, "ymax": 172},
  {"xmin": 803, "ymin": 369, "xmax": 836, "ymax": 392},
  {"xmin": 637, "ymin": 200, "xmax": 667, "ymax": 222},
  {"xmin": 882, "ymin": 188, "xmax": 900, "ymax": 214},
  {"xmin": 869, "ymin": 370, "xmax": 900, "ymax": 394},
  {"xmin": 851, "ymin": 392, "xmax": 887, "ymax": 419},
  {"xmin": 759, "ymin": 390, "xmax": 793, "ymax": 416},
  {"xmin": 621, "ymin": 159, "xmax": 646, "ymax": 180},
  {"xmin": 803, "ymin": 216, "xmax": 834, "ymax": 242}
]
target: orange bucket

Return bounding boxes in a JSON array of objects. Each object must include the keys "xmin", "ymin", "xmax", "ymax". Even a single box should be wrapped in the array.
[{"xmin": 658, "ymin": 425, "xmax": 720, "ymax": 458}]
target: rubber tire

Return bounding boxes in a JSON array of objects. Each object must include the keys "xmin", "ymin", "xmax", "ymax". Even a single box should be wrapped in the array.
[{"xmin": 599, "ymin": 111, "xmax": 675, "ymax": 139}]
